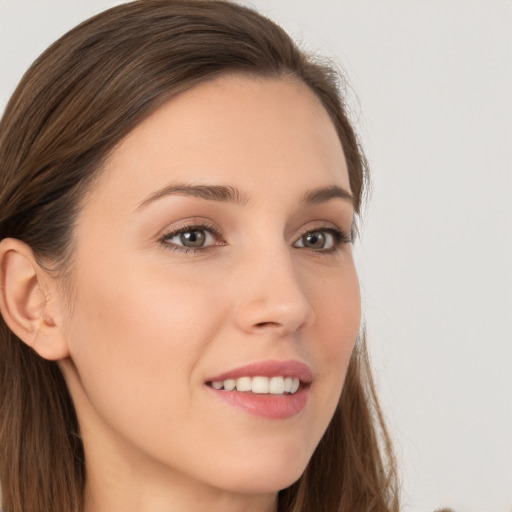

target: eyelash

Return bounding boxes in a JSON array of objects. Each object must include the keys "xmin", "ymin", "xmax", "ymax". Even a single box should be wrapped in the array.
[
  {"xmin": 295, "ymin": 227, "xmax": 351, "ymax": 253},
  {"xmin": 158, "ymin": 221, "xmax": 223, "ymax": 254},
  {"xmin": 158, "ymin": 222, "xmax": 351, "ymax": 255}
]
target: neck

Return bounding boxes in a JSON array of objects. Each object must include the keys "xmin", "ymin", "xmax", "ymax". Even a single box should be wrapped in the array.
[
  {"xmin": 79, "ymin": 408, "xmax": 278, "ymax": 512},
  {"xmin": 84, "ymin": 476, "xmax": 278, "ymax": 512}
]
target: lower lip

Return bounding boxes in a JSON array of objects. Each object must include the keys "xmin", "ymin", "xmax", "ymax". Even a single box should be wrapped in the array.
[{"xmin": 206, "ymin": 385, "xmax": 310, "ymax": 419}]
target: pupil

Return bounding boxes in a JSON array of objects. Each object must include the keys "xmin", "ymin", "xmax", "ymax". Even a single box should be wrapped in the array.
[
  {"xmin": 180, "ymin": 230, "xmax": 205, "ymax": 247},
  {"xmin": 305, "ymin": 232, "xmax": 325, "ymax": 248}
]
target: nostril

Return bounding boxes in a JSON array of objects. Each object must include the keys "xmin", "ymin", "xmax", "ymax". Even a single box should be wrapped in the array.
[{"xmin": 254, "ymin": 321, "xmax": 278, "ymax": 329}]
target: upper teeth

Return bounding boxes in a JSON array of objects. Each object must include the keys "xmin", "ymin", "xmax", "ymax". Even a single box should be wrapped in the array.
[{"xmin": 210, "ymin": 376, "xmax": 300, "ymax": 394}]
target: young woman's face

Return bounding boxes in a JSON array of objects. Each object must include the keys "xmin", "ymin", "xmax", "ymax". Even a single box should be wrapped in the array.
[{"xmin": 59, "ymin": 75, "xmax": 360, "ymax": 504}]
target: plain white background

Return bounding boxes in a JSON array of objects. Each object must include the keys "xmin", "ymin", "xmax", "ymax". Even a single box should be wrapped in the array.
[{"xmin": 1, "ymin": 1, "xmax": 511, "ymax": 511}]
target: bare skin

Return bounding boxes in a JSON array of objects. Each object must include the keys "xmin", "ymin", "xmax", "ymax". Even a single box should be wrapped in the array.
[{"xmin": 0, "ymin": 75, "xmax": 360, "ymax": 512}]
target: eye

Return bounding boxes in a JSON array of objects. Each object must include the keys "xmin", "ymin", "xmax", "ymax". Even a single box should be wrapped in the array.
[
  {"xmin": 159, "ymin": 223, "xmax": 222, "ymax": 252},
  {"xmin": 294, "ymin": 228, "xmax": 349, "ymax": 252}
]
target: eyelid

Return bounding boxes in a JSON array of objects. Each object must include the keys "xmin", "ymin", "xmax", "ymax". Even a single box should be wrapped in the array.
[
  {"xmin": 292, "ymin": 224, "xmax": 352, "ymax": 252},
  {"xmin": 158, "ymin": 220, "xmax": 224, "ymax": 253},
  {"xmin": 157, "ymin": 219, "xmax": 351, "ymax": 255}
]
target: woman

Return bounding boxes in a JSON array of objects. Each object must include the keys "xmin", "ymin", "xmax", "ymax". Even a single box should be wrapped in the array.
[{"xmin": 0, "ymin": 1, "xmax": 399, "ymax": 511}]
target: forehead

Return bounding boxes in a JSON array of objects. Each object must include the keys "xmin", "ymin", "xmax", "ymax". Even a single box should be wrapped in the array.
[{"xmin": 94, "ymin": 75, "xmax": 350, "ymax": 210}]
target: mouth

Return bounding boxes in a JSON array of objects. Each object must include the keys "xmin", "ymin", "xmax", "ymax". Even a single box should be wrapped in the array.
[{"xmin": 205, "ymin": 360, "xmax": 312, "ymax": 419}]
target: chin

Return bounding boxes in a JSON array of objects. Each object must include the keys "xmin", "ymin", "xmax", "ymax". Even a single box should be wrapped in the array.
[
  {"xmin": 220, "ymin": 469, "xmax": 305, "ymax": 495},
  {"xmin": 205, "ymin": 447, "xmax": 311, "ymax": 495}
]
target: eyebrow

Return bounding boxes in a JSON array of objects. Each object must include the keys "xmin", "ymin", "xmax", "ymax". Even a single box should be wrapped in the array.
[
  {"xmin": 301, "ymin": 185, "xmax": 354, "ymax": 206},
  {"xmin": 135, "ymin": 183, "xmax": 250, "ymax": 211},
  {"xmin": 135, "ymin": 182, "xmax": 354, "ymax": 211}
]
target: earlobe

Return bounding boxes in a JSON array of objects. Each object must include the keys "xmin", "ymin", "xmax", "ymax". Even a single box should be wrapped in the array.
[{"xmin": 0, "ymin": 238, "xmax": 69, "ymax": 360}]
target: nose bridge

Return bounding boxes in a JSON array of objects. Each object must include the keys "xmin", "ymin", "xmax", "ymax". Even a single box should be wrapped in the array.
[{"xmin": 234, "ymin": 238, "xmax": 315, "ymax": 335}]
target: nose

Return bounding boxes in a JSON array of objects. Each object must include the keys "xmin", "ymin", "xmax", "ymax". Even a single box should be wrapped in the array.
[{"xmin": 233, "ymin": 246, "xmax": 316, "ymax": 337}]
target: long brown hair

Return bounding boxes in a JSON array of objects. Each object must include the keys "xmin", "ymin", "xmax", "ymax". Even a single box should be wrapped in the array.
[{"xmin": 0, "ymin": 1, "xmax": 399, "ymax": 511}]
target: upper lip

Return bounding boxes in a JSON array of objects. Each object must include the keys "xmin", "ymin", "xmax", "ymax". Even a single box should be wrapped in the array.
[{"xmin": 206, "ymin": 359, "xmax": 313, "ymax": 384}]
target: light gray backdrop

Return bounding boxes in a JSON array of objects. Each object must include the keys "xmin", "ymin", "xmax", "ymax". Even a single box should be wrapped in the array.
[{"xmin": 1, "ymin": 1, "xmax": 511, "ymax": 511}]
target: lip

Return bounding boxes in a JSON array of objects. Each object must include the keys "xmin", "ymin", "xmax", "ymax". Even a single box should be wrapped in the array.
[
  {"xmin": 206, "ymin": 359, "xmax": 313, "ymax": 384},
  {"xmin": 205, "ymin": 359, "xmax": 312, "ymax": 420}
]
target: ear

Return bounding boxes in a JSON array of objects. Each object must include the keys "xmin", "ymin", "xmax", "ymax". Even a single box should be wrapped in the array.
[{"xmin": 0, "ymin": 238, "xmax": 70, "ymax": 360}]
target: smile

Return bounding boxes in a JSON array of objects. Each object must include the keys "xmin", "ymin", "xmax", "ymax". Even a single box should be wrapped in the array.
[{"xmin": 205, "ymin": 360, "xmax": 312, "ymax": 419}]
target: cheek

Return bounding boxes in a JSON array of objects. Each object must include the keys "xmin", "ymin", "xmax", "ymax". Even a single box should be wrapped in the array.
[
  {"xmin": 303, "ymin": 261, "xmax": 361, "ymax": 410},
  {"xmin": 308, "ymin": 260, "xmax": 361, "ymax": 359},
  {"xmin": 60, "ymin": 242, "xmax": 361, "ymax": 493},
  {"xmin": 62, "ymin": 257, "xmax": 227, "ymax": 423}
]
